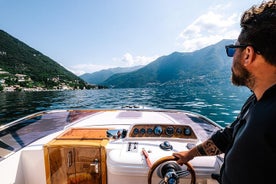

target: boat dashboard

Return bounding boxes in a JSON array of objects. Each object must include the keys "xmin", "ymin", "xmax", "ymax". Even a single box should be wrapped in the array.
[{"xmin": 128, "ymin": 124, "xmax": 197, "ymax": 139}]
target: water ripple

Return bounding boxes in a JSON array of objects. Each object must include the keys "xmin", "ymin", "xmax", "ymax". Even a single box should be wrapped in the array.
[{"xmin": 0, "ymin": 86, "xmax": 251, "ymax": 127}]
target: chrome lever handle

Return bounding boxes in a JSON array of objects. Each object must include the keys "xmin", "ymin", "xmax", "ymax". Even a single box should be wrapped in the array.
[{"xmin": 90, "ymin": 159, "xmax": 99, "ymax": 173}]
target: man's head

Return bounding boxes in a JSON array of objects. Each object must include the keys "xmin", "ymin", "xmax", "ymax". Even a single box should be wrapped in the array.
[
  {"xmin": 239, "ymin": 0, "xmax": 276, "ymax": 66},
  {"xmin": 230, "ymin": 0, "xmax": 276, "ymax": 88}
]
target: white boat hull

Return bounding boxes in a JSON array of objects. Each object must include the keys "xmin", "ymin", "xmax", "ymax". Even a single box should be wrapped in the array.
[{"xmin": 0, "ymin": 109, "xmax": 223, "ymax": 184}]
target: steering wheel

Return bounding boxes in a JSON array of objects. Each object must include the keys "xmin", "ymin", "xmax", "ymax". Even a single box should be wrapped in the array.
[{"xmin": 147, "ymin": 155, "xmax": 196, "ymax": 184}]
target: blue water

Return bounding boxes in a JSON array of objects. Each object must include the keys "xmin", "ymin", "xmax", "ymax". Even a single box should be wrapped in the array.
[{"xmin": 0, "ymin": 86, "xmax": 251, "ymax": 127}]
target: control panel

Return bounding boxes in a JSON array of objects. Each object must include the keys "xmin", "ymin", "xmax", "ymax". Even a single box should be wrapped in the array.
[{"xmin": 129, "ymin": 124, "xmax": 197, "ymax": 139}]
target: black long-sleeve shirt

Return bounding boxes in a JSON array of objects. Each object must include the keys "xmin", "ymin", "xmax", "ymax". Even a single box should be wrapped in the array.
[{"xmin": 211, "ymin": 84, "xmax": 276, "ymax": 184}]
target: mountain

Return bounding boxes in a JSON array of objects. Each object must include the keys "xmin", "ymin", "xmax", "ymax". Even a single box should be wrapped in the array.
[
  {"xmin": 100, "ymin": 39, "xmax": 234, "ymax": 88},
  {"xmin": 0, "ymin": 29, "xmax": 235, "ymax": 90},
  {"xmin": 80, "ymin": 65, "xmax": 143, "ymax": 84},
  {"xmin": 0, "ymin": 30, "xmax": 94, "ymax": 90}
]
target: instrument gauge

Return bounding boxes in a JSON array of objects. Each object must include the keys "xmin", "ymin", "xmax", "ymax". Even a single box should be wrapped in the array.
[
  {"xmin": 140, "ymin": 128, "xmax": 146, "ymax": 134},
  {"xmin": 147, "ymin": 128, "xmax": 153, "ymax": 134},
  {"xmin": 176, "ymin": 128, "xmax": 182, "ymax": 134},
  {"xmin": 133, "ymin": 128, "xmax": 139, "ymax": 135},
  {"xmin": 184, "ymin": 127, "xmax": 192, "ymax": 136},
  {"xmin": 165, "ymin": 126, "xmax": 174, "ymax": 136},
  {"xmin": 154, "ymin": 125, "xmax": 163, "ymax": 136}
]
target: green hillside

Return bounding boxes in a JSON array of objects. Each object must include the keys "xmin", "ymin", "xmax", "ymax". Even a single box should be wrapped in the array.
[
  {"xmin": 100, "ymin": 39, "xmax": 234, "ymax": 88},
  {"xmin": 0, "ymin": 30, "xmax": 96, "ymax": 91}
]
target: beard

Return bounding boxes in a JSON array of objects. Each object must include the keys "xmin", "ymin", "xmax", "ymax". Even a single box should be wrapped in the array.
[{"xmin": 231, "ymin": 59, "xmax": 254, "ymax": 87}]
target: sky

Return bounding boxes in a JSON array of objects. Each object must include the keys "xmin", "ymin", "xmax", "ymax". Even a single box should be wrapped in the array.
[{"xmin": 0, "ymin": 0, "xmax": 263, "ymax": 75}]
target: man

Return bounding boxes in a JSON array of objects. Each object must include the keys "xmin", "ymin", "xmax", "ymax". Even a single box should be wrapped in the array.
[{"xmin": 173, "ymin": 1, "xmax": 276, "ymax": 183}]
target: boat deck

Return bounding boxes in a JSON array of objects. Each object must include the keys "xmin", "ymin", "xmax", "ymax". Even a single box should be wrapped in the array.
[{"xmin": 0, "ymin": 109, "xmax": 223, "ymax": 184}]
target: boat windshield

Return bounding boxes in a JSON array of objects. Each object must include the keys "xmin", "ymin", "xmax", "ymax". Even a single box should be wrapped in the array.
[
  {"xmin": 0, "ymin": 109, "xmax": 222, "ymax": 162},
  {"xmin": 0, "ymin": 110, "xmax": 73, "ymax": 161}
]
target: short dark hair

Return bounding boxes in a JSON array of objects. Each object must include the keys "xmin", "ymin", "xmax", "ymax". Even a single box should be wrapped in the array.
[{"xmin": 239, "ymin": 0, "xmax": 276, "ymax": 66}]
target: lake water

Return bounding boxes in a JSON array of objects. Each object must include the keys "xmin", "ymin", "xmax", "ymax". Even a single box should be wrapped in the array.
[{"xmin": 0, "ymin": 86, "xmax": 251, "ymax": 127}]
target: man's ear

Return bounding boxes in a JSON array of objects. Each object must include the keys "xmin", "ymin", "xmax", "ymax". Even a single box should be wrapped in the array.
[{"xmin": 244, "ymin": 46, "xmax": 255, "ymax": 65}]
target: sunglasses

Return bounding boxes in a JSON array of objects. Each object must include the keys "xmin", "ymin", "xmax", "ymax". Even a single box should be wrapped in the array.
[{"xmin": 225, "ymin": 44, "xmax": 249, "ymax": 57}]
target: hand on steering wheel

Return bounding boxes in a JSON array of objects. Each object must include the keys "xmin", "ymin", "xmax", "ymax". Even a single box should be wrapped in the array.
[{"xmin": 147, "ymin": 155, "xmax": 196, "ymax": 184}]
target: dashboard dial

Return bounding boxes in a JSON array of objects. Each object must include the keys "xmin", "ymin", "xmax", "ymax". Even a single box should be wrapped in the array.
[
  {"xmin": 133, "ymin": 128, "xmax": 139, "ymax": 135},
  {"xmin": 165, "ymin": 126, "xmax": 174, "ymax": 136},
  {"xmin": 147, "ymin": 128, "xmax": 153, "ymax": 134},
  {"xmin": 140, "ymin": 128, "xmax": 146, "ymax": 134},
  {"xmin": 184, "ymin": 127, "xmax": 192, "ymax": 135},
  {"xmin": 154, "ymin": 125, "xmax": 163, "ymax": 136},
  {"xmin": 176, "ymin": 128, "xmax": 182, "ymax": 134}
]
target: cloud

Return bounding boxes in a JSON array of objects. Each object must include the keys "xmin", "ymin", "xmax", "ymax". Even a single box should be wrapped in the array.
[
  {"xmin": 113, "ymin": 53, "xmax": 159, "ymax": 67},
  {"xmin": 67, "ymin": 4, "xmax": 243, "ymax": 76},
  {"xmin": 67, "ymin": 63, "xmax": 117, "ymax": 76},
  {"xmin": 178, "ymin": 5, "xmax": 240, "ymax": 52},
  {"xmin": 68, "ymin": 53, "xmax": 159, "ymax": 75}
]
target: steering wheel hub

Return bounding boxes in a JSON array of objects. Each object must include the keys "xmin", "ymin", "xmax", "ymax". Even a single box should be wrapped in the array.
[{"xmin": 147, "ymin": 156, "xmax": 196, "ymax": 184}]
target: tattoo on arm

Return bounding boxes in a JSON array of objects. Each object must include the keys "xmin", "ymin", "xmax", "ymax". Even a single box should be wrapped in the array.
[
  {"xmin": 196, "ymin": 144, "xmax": 206, "ymax": 155},
  {"xmin": 196, "ymin": 140, "xmax": 222, "ymax": 156}
]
